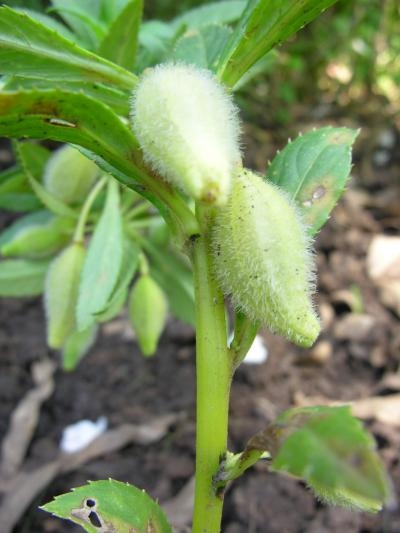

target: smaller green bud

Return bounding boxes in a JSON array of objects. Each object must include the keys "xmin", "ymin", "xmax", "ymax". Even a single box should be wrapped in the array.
[
  {"xmin": 45, "ymin": 242, "xmax": 86, "ymax": 349},
  {"xmin": 44, "ymin": 145, "xmax": 99, "ymax": 204},
  {"xmin": 128, "ymin": 274, "xmax": 168, "ymax": 357},
  {"xmin": 130, "ymin": 63, "xmax": 242, "ymax": 205},
  {"xmin": 212, "ymin": 169, "xmax": 320, "ymax": 347},
  {"xmin": 1, "ymin": 214, "xmax": 74, "ymax": 259}
]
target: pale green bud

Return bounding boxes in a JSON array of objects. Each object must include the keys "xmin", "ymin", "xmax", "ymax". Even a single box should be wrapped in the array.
[
  {"xmin": 212, "ymin": 169, "xmax": 320, "ymax": 347},
  {"xmin": 130, "ymin": 63, "xmax": 241, "ymax": 205},
  {"xmin": 45, "ymin": 242, "xmax": 86, "ymax": 349},
  {"xmin": 44, "ymin": 145, "xmax": 99, "ymax": 204},
  {"xmin": 128, "ymin": 275, "xmax": 168, "ymax": 356}
]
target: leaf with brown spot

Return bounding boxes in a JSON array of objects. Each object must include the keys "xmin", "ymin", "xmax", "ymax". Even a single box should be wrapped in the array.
[{"xmin": 266, "ymin": 127, "xmax": 359, "ymax": 235}]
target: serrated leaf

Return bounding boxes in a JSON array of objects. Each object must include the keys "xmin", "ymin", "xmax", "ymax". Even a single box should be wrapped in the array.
[
  {"xmin": 77, "ymin": 180, "xmax": 123, "ymax": 330},
  {"xmin": 2, "ymin": 76, "xmax": 130, "ymax": 116},
  {"xmin": 0, "ymin": 258, "xmax": 50, "ymax": 296},
  {"xmin": 13, "ymin": 7, "xmax": 76, "ymax": 41},
  {"xmin": 217, "ymin": 0, "xmax": 338, "ymax": 88},
  {"xmin": 0, "ymin": 6, "xmax": 136, "ymax": 90},
  {"xmin": 62, "ymin": 324, "xmax": 98, "ymax": 371},
  {"xmin": 0, "ymin": 90, "xmax": 142, "ymax": 183},
  {"xmin": 99, "ymin": 0, "xmax": 143, "ymax": 70},
  {"xmin": 172, "ymin": 1, "xmax": 246, "ymax": 30},
  {"xmin": 266, "ymin": 127, "xmax": 359, "ymax": 235},
  {"xmin": 41, "ymin": 479, "xmax": 172, "ymax": 532},
  {"xmin": 247, "ymin": 406, "xmax": 390, "ymax": 513},
  {"xmin": 172, "ymin": 25, "xmax": 232, "ymax": 71}
]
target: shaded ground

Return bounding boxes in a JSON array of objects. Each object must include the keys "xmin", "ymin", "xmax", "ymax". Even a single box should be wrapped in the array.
[{"xmin": 0, "ymin": 104, "xmax": 399, "ymax": 532}]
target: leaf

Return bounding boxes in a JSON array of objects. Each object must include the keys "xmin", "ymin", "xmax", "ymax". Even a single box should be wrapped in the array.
[
  {"xmin": 172, "ymin": 25, "xmax": 232, "ymax": 71},
  {"xmin": 2, "ymin": 76, "xmax": 130, "ymax": 116},
  {"xmin": 0, "ymin": 90, "xmax": 141, "ymax": 184},
  {"xmin": 266, "ymin": 127, "xmax": 359, "ymax": 235},
  {"xmin": 13, "ymin": 7, "xmax": 76, "ymax": 41},
  {"xmin": 136, "ymin": 21, "xmax": 177, "ymax": 71},
  {"xmin": 41, "ymin": 479, "xmax": 173, "ymax": 532},
  {"xmin": 0, "ymin": 165, "xmax": 42, "ymax": 211},
  {"xmin": 0, "ymin": 258, "xmax": 50, "ymax": 296},
  {"xmin": 99, "ymin": 0, "xmax": 143, "ymax": 70},
  {"xmin": 0, "ymin": 7, "xmax": 136, "ymax": 90},
  {"xmin": 62, "ymin": 324, "xmax": 99, "ymax": 371},
  {"xmin": 94, "ymin": 236, "xmax": 140, "ymax": 319},
  {"xmin": 172, "ymin": 1, "xmax": 246, "ymax": 30},
  {"xmin": 217, "ymin": 0, "xmax": 338, "ymax": 87},
  {"xmin": 77, "ymin": 180, "xmax": 123, "ymax": 330},
  {"xmin": 49, "ymin": 0, "xmax": 105, "ymax": 50},
  {"xmin": 247, "ymin": 406, "xmax": 391, "ymax": 513},
  {"xmin": 1, "ymin": 214, "xmax": 73, "ymax": 259}
]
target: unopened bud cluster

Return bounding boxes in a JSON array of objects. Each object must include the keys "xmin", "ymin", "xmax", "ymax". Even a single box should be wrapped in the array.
[{"xmin": 130, "ymin": 63, "xmax": 319, "ymax": 347}]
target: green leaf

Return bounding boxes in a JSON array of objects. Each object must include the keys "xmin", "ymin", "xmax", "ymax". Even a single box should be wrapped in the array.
[
  {"xmin": 41, "ymin": 479, "xmax": 172, "ymax": 532},
  {"xmin": 13, "ymin": 7, "xmax": 76, "ymax": 41},
  {"xmin": 0, "ymin": 7, "xmax": 136, "ymax": 90},
  {"xmin": 217, "ymin": 0, "xmax": 338, "ymax": 87},
  {"xmin": 2, "ymin": 76, "xmax": 130, "ymax": 116},
  {"xmin": 136, "ymin": 21, "xmax": 177, "ymax": 70},
  {"xmin": 0, "ymin": 258, "xmax": 50, "ymax": 296},
  {"xmin": 1, "ymin": 214, "xmax": 73, "ymax": 259},
  {"xmin": 94, "ymin": 237, "xmax": 140, "ymax": 320},
  {"xmin": 247, "ymin": 406, "xmax": 391, "ymax": 513},
  {"xmin": 266, "ymin": 127, "xmax": 359, "ymax": 235},
  {"xmin": 77, "ymin": 180, "xmax": 123, "ymax": 330},
  {"xmin": 172, "ymin": 1, "xmax": 246, "ymax": 30},
  {"xmin": 0, "ymin": 154, "xmax": 43, "ymax": 211},
  {"xmin": 62, "ymin": 324, "xmax": 99, "ymax": 371},
  {"xmin": 0, "ymin": 90, "xmax": 141, "ymax": 184},
  {"xmin": 50, "ymin": 0, "xmax": 106, "ymax": 50},
  {"xmin": 99, "ymin": 0, "xmax": 143, "ymax": 70},
  {"xmin": 172, "ymin": 25, "xmax": 232, "ymax": 71}
]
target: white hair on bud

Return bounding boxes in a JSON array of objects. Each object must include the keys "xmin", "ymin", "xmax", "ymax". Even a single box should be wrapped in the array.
[
  {"xmin": 212, "ymin": 169, "xmax": 320, "ymax": 348},
  {"xmin": 130, "ymin": 63, "xmax": 242, "ymax": 205}
]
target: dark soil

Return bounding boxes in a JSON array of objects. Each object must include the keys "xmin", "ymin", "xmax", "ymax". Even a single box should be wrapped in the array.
[{"xmin": 1, "ymin": 104, "xmax": 400, "ymax": 533}]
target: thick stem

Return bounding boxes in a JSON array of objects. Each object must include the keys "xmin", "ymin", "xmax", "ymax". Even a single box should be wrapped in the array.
[{"xmin": 191, "ymin": 204, "xmax": 231, "ymax": 533}]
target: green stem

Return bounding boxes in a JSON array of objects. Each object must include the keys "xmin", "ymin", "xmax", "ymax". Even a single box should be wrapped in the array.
[
  {"xmin": 191, "ymin": 204, "xmax": 232, "ymax": 533},
  {"xmin": 73, "ymin": 175, "xmax": 108, "ymax": 242}
]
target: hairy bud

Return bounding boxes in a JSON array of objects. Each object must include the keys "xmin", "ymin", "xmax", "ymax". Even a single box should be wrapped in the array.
[
  {"xmin": 45, "ymin": 242, "xmax": 86, "ymax": 349},
  {"xmin": 44, "ymin": 145, "xmax": 99, "ymax": 204},
  {"xmin": 130, "ymin": 63, "xmax": 241, "ymax": 205},
  {"xmin": 212, "ymin": 169, "xmax": 320, "ymax": 347},
  {"xmin": 128, "ymin": 275, "xmax": 168, "ymax": 357}
]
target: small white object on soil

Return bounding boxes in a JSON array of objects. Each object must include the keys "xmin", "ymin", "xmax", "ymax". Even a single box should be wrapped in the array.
[
  {"xmin": 60, "ymin": 417, "xmax": 108, "ymax": 453},
  {"xmin": 243, "ymin": 334, "xmax": 268, "ymax": 364}
]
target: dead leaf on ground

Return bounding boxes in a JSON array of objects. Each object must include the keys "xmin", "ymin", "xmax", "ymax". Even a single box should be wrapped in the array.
[
  {"xmin": 0, "ymin": 413, "xmax": 183, "ymax": 533},
  {"xmin": 294, "ymin": 391, "xmax": 400, "ymax": 427},
  {"xmin": 163, "ymin": 475, "xmax": 195, "ymax": 532},
  {"xmin": 0, "ymin": 359, "xmax": 56, "ymax": 479},
  {"xmin": 367, "ymin": 235, "xmax": 400, "ymax": 316}
]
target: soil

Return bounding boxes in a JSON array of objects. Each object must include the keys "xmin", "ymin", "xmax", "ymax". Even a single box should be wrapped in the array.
[{"xmin": 0, "ymin": 100, "xmax": 400, "ymax": 533}]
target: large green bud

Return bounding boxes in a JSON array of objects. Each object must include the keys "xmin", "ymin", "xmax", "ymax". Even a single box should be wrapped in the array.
[
  {"xmin": 45, "ymin": 242, "xmax": 86, "ymax": 349},
  {"xmin": 130, "ymin": 63, "xmax": 241, "ymax": 205},
  {"xmin": 128, "ymin": 274, "xmax": 168, "ymax": 357},
  {"xmin": 44, "ymin": 145, "xmax": 99, "ymax": 204},
  {"xmin": 212, "ymin": 169, "xmax": 320, "ymax": 347}
]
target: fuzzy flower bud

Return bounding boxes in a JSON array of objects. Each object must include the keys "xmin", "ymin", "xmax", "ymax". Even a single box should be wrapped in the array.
[
  {"xmin": 212, "ymin": 169, "xmax": 320, "ymax": 347},
  {"xmin": 130, "ymin": 63, "xmax": 241, "ymax": 205}
]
